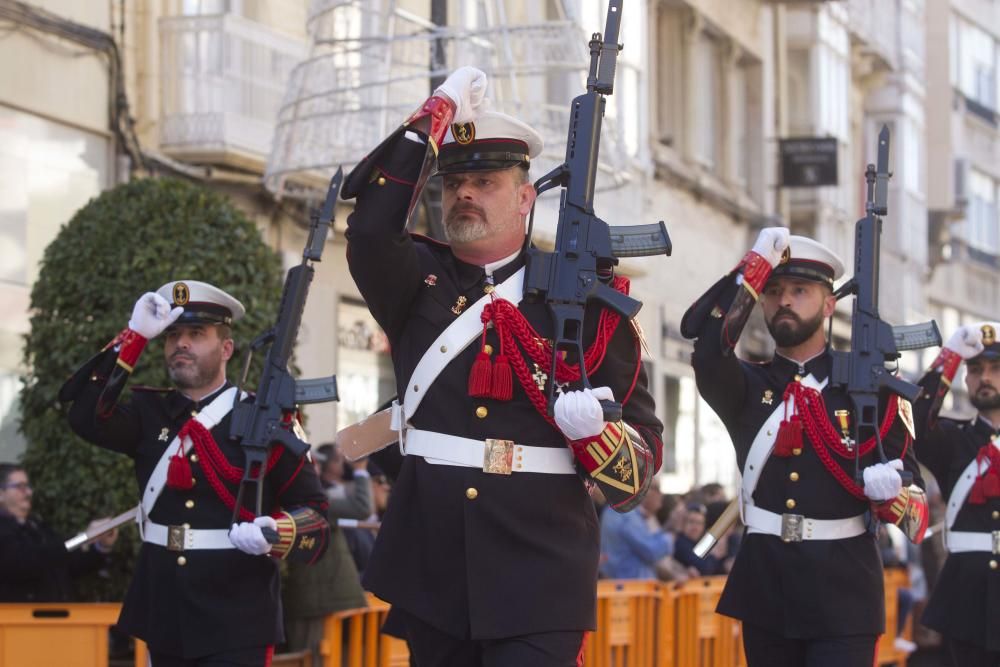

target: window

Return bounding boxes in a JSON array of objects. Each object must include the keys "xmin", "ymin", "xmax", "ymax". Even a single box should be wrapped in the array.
[
  {"xmin": 336, "ymin": 299, "xmax": 396, "ymax": 429},
  {"xmin": 954, "ymin": 16, "xmax": 997, "ymax": 111},
  {"xmin": 966, "ymin": 169, "xmax": 999, "ymax": 254},
  {"xmin": 692, "ymin": 32, "xmax": 722, "ymax": 170},
  {"xmin": 661, "ymin": 375, "xmax": 680, "ymax": 473}
]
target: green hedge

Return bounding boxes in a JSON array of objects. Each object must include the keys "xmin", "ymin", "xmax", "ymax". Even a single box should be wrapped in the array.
[{"xmin": 20, "ymin": 177, "xmax": 283, "ymax": 600}]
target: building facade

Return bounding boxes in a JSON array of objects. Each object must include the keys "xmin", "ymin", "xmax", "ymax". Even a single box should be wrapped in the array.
[{"xmin": 5, "ymin": 0, "xmax": 994, "ymax": 495}]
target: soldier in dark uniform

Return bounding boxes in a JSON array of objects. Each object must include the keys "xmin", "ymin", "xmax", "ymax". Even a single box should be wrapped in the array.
[
  {"xmin": 680, "ymin": 228, "xmax": 928, "ymax": 667},
  {"xmin": 913, "ymin": 322, "xmax": 1000, "ymax": 666},
  {"xmin": 59, "ymin": 280, "xmax": 329, "ymax": 667},
  {"xmin": 340, "ymin": 66, "xmax": 662, "ymax": 666}
]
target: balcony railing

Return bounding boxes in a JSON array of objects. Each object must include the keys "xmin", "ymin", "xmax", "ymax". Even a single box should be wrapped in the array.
[
  {"xmin": 159, "ymin": 13, "xmax": 307, "ymax": 170},
  {"xmin": 845, "ymin": 0, "xmax": 898, "ymax": 71}
]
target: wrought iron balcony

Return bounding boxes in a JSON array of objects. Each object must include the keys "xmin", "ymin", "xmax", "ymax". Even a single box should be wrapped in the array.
[{"xmin": 159, "ymin": 13, "xmax": 307, "ymax": 171}]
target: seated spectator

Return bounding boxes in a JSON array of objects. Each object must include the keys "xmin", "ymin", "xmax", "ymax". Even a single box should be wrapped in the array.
[
  {"xmin": 673, "ymin": 502, "xmax": 726, "ymax": 575},
  {"xmin": 600, "ymin": 485, "xmax": 674, "ymax": 580},
  {"xmin": 0, "ymin": 463, "xmax": 116, "ymax": 602}
]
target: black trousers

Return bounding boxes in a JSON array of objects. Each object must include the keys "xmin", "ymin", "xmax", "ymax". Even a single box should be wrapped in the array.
[
  {"xmin": 950, "ymin": 638, "xmax": 1000, "ymax": 667},
  {"xmin": 742, "ymin": 623, "xmax": 877, "ymax": 667},
  {"xmin": 392, "ymin": 608, "xmax": 586, "ymax": 667},
  {"xmin": 149, "ymin": 646, "xmax": 272, "ymax": 667}
]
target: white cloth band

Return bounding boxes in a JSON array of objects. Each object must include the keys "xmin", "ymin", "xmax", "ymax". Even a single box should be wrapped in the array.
[
  {"xmin": 946, "ymin": 530, "xmax": 997, "ymax": 553},
  {"xmin": 403, "ymin": 428, "xmax": 576, "ymax": 475},
  {"xmin": 137, "ymin": 387, "xmax": 241, "ymax": 543},
  {"xmin": 942, "ymin": 454, "xmax": 993, "ymax": 553},
  {"xmin": 740, "ymin": 374, "xmax": 827, "ymax": 524},
  {"xmin": 401, "ymin": 268, "xmax": 525, "ymax": 424},
  {"xmin": 142, "ymin": 520, "xmax": 235, "ymax": 550},
  {"xmin": 744, "ymin": 505, "xmax": 867, "ymax": 541}
]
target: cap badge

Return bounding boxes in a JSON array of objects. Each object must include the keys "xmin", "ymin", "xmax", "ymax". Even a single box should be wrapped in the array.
[
  {"xmin": 779, "ymin": 247, "xmax": 791, "ymax": 265},
  {"xmin": 172, "ymin": 282, "xmax": 190, "ymax": 306},
  {"xmin": 983, "ymin": 324, "xmax": 996, "ymax": 346},
  {"xmin": 452, "ymin": 122, "xmax": 475, "ymax": 145}
]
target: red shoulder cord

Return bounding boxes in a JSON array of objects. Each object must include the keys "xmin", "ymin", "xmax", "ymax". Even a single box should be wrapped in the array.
[
  {"xmin": 479, "ymin": 276, "xmax": 631, "ymax": 423},
  {"xmin": 785, "ymin": 381, "xmax": 900, "ymax": 500},
  {"xmin": 177, "ymin": 419, "xmax": 285, "ymax": 521}
]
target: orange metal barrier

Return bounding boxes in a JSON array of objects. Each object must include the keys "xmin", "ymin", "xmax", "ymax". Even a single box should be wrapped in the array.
[
  {"xmin": 0, "ymin": 569, "xmax": 913, "ymax": 666},
  {"xmin": 0, "ymin": 603, "xmax": 120, "ymax": 667}
]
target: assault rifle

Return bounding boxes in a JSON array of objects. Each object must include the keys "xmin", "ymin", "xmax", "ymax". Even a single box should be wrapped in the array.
[
  {"xmin": 829, "ymin": 127, "xmax": 940, "ymax": 483},
  {"xmin": 228, "ymin": 168, "xmax": 343, "ymax": 525},
  {"xmin": 524, "ymin": 0, "xmax": 671, "ymax": 420}
]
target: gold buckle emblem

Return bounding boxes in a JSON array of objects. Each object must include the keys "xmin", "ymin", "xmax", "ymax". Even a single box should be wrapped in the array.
[
  {"xmin": 167, "ymin": 525, "xmax": 187, "ymax": 552},
  {"xmin": 781, "ymin": 514, "xmax": 804, "ymax": 542},
  {"xmin": 482, "ymin": 439, "xmax": 514, "ymax": 475}
]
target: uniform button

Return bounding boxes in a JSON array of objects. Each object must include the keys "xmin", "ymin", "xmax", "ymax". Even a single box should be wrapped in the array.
[
  {"xmin": 789, "ymin": 472, "xmax": 799, "ymax": 482},
  {"xmin": 377, "ymin": 176, "xmax": 387, "ymax": 186},
  {"xmin": 476, "ymin": 406, "xmax": 488, "ymax": 419},
  {"xmin": 177, "ymin": 556, "xmax": 187, "ymax": 566},
  {"xmin": 785, "ymin": 499, "xmax": 796, "ymax": 510},
  {"xmin": 466, "ymin": 488, "xmax": 478, "ymax": 500},
  {"xmin": 793, "ymin": 374, "xmax": 802, "ymax": 382},
  {"xmin": 184, "ymin": 500, "xmax": 195, "ymax": 509},
  {"xmin": 182, "ymin": 523, "xmax": 191, "ymax": 529},
  {"xmin": 190, "ymin": 410, "xmax": 198, "ymax": 417},
  {"xmin": 483, "ymin": 344, "xmax": 493, "ymax": 355},
  {"xmin": 792, "ymin": 448, "xmax": 802, "ymax": 456},
  {"xmin": 189, "ymin": 453, "xmax": 199, "ymax": 463},
  {"xmin": 991, "ymin": 560, "xmax": 998, "ymax": 570},
  {"xmin": 993, "ymin": 511, "xmax": 999, "ymax": 520}
]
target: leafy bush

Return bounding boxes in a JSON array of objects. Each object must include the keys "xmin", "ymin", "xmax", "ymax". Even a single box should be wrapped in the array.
[{"xmin": 20, "ymin": 177, "xmax": 283, "ymax": 600}]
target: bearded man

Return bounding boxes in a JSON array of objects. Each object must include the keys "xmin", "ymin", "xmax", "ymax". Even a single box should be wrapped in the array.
[
  {"xmin": 680, "ymin": 228, "xmax": 927, "ymax": 667},
  {"xmin": 913, "ymin": 323, "xmax": 1000, "ymax": 666},
  {"xmin": 339, "ymin": 66, "xmax": 662, "ymax": 666},
  {"xmin": 60, "ymin": 280, "xmax": 329, "ymax": 666}
]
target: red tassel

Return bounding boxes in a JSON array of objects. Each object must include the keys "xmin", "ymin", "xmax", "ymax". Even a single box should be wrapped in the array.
[
  {"xmin": 491, "ymin": 354, "xmax": 513, "ymax": 401},
  {"xmin": 166, "ymin": 453, "xmax": 194, "ymax": 490},
  {"xmin": 983, "ymin": 471, "xmax": 1000, "ymax": 498},
  {"xmin": 969, "ymin": 478, "xmax": 986, "ymax": 504},
  {"xmin": 772, "ymin": 415, "xmax": 803, "ymax": 457},
  {"xmin": 468, "ymin": 352, "xmax": 493, "ymax": 397}
]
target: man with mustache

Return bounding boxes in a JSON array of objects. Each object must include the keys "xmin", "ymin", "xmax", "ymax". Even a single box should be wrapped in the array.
[
  {"xmin": 339, "ymin": 67, "xmax": 662, "ymax": 665},
  {"xmin": 680, "ymin": 228, "xmax": 927, "ymax": 666},
  {"xmin": 59, "ymin": 280, "xmax": 329, "ymax": 666},
  {"xmin": 913, "ymin": 323, "xmax": 1000, "ymax": 665}
]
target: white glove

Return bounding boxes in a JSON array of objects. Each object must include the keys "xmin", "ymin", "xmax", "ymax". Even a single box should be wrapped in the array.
[
  {"xmin": 944, "ymin": 324, "xmax": 985, "ymax": 360},
  {"xmin": 128, "ymin": 292, "xmax": 183, "ymax": 339},
  {"xmin": 228, "ymin": 515, "xmax": 277, "ymax": 556},
  {"xmin": 751, "ymin": 227, "xmax": 791, "ymax": 268},
  {"xmin": 434, "ymin": 66, "xmax": 488, "ymax": 124},
  {"xmin": 862, "ymin": 459, "xmax": 904, "ymax": 502},
  {"xmin": 554, "ymin": 386, "xmax": 614, "ymax": 441}
]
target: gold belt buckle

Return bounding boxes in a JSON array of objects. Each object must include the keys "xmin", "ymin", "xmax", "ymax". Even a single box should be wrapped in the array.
[
  {"xmin": 781, "ymin": 514, "xmax": 804, "ymax": 542},
  {"xmin": 482, "ymin": 439, "xmax": 514, "ymax": 475},
  {"xmin": 993, "ymin": 530, "xmax": 1000, "ymax": 555},
  {"xmin": 167, "ymin": 525, "xmax": 187, "ymax": 552}
]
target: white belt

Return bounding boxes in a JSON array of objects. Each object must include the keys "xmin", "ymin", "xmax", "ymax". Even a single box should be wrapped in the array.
[
  {"xmin": 403, "ymin": 428, "xmax": 576, "ymax": 475},
  {"xmin": 744, "ymin": 505, "xmax": 867, "ymax": 542},
  {"xmin": 143, "ymin": 520, "xmax": 235, "ymax": 550},
  {"xmin": 946, "ymin": 530, "xmax": 1000, "ymax": 554}
]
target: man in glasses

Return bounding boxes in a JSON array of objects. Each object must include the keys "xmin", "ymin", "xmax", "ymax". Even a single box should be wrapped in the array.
[{"xmin": 0, "ymin": 463, "xmax": 117, "ymax": 601}]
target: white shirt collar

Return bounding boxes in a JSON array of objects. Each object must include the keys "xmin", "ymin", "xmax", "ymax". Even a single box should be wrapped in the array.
[{"xmin": 483, "ymin": 249, "xmax": 522, "ymax": 278}]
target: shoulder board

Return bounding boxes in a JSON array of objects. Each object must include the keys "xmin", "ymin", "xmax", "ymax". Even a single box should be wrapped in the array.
[
  {"xmin": 131, "ymin": 385, "xmax": 172, "ymax": 393},
  {"xmin": 409, "ymin": 232, "xmax": 451, "ymax": 250}
]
